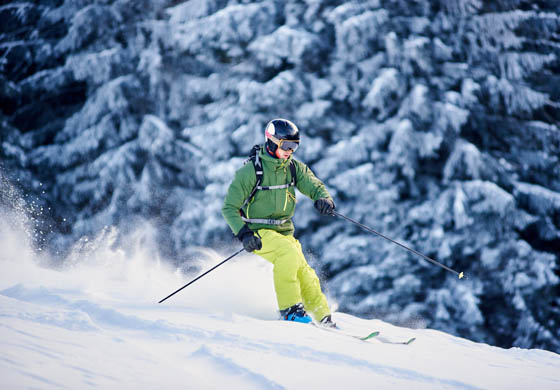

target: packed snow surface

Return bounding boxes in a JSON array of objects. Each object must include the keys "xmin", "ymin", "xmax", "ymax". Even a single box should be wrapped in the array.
[{"xmin": 1, "ymin": 221, "xmax": 558, "ymax": 390}]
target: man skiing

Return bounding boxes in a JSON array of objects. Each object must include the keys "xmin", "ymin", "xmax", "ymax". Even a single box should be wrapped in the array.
[{"xmin": 222, "ymin": 118, "xmax": 336, "ymax": 327}]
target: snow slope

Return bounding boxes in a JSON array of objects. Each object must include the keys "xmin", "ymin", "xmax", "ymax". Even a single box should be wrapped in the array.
[{"xmin": 1, "ymin": 221, "xmax": 559, "ymax": 390}]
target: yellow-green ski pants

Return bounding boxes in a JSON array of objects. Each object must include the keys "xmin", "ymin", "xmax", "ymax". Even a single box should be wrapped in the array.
[{"xmin": 254, "ymin": 229, "xmax": 331, "ymax": 321}]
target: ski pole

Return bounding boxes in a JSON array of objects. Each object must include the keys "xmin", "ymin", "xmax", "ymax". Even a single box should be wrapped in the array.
[
  {"xmin": 333, "ymin": 211, "xmax": 465, "ymax": 279},
  {"xmin": 158, "ymin": 248, "xmax": 245, "ymax": 303}
]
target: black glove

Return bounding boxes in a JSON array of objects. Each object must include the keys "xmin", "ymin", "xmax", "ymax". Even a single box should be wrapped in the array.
[
  {"xmin": 237, "ymin": 225, "xmax": 262, "ymax": 252},
  {"xmin": 314, "ymin": 198, "xmax": 336, "ymax": 216}
]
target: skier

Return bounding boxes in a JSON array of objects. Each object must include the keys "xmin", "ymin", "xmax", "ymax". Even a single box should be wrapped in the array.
[{"xmin": 222, "ymin": 118, "xmax": 337, "ymax": 327}]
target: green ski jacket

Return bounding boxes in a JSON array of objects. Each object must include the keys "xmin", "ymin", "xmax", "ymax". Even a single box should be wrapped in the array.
[{"xmin": 222, "ymin": 146, "xmax": 332, "ymax": 236}]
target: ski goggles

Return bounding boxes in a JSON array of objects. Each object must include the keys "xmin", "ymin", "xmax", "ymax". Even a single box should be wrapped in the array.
[{"xmin": 267, "ymin": 134, "xmax": 299, "ymax": 152}]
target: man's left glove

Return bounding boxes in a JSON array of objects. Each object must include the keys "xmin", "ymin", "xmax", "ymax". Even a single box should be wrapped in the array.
[
  {"xmin": 236, "ymin": 225, "xmax": 262, "ymax": 252},
  {"xmin": 314, "ymin": 198, "xmax": 336, "ymax": 216}
]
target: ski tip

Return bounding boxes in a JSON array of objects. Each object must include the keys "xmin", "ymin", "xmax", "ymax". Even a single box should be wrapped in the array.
[
  {"xmin": 405, "ymin": 337, "xmax": 416, "ymax": 345},
  {"xmin": 360, "ymin": 331, "xmax": 380, "ymax": 341}
]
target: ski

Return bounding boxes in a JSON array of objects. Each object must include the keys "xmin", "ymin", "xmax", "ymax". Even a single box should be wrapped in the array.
[
  {"xmin": 350, "ymin": 331, "xmax": 415, "ymax": 345},
  {"xmin": 314, "ymin": 325, "xmax": 380, "ymax": 342},
  {"xmin": 357, "ymin": 330, "xmax": 380, "ymax": 341},
  {"xmin": 374, "ymin": 335, "xmax": 416, "ymax": 345},
  {"xmin": 295, "ymin": 321, "xmax": 416, "ymax": 345},
  {"xmin": 319, "ymin": 326, "xmax": 415, "ymax": 345}
]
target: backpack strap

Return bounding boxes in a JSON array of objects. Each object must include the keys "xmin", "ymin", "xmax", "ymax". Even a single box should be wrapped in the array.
[
  {"xmin": 240, "ymin": 217, "xmax": 290, "ymax": 225},
  {"xmin": 256, "ymin": 160, "xmax": 297, "ymax": 190},
  {"xmin": 289, "ymin": 160, "xmax": 297, "ymax": 187},
  {"xmin": 240, "ymin": 145, "xmax": 263, "ymax": 210}
]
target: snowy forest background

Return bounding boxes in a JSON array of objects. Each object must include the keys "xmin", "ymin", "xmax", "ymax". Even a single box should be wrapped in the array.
[{"xmin": 1, "ymin": 0, "xmax": 559, "ymax": 353}]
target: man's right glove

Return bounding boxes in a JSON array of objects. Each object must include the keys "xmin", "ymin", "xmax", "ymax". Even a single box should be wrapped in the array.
[
  {"xmin": 314, "ymin": 198, "xmax": 336, "ymax": 216},
  {"xmin": 237, "ymin": 225, "xmax": 262, "ymax": 252}
]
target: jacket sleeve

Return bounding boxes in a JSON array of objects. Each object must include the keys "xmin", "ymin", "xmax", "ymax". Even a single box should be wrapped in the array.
[
  {"xmin": 222, "ymin": 163, "xmax": 256, "ymax": 236},
  {"xmin": 293, "ymin": 160, "xmax": 332, "ymax": 201}
]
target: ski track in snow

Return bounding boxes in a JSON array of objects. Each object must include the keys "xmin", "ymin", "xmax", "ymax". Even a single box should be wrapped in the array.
[{"xmin": 1, "ymin": 226, "xmax": 560, "ymax": 390}]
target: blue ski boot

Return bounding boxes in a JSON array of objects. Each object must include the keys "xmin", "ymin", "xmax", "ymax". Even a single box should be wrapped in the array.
[{"xmin": 280, "ymin": 303, "xmax": 312, "ymax": 324}]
